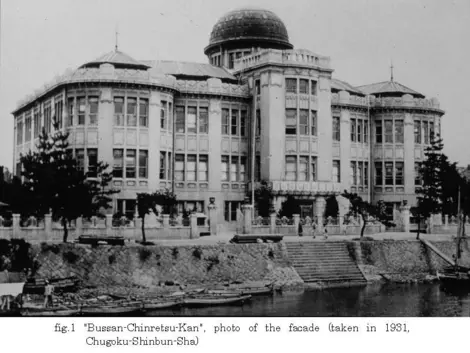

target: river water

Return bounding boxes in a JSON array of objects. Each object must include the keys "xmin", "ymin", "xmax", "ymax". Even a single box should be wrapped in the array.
[{"xmin": 146, "ymin": 283, "xmax": 470, "ymax": 317}]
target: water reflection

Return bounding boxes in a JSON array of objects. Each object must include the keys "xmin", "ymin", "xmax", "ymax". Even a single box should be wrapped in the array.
[{"xmin": 145, "ymin": 283, "xmax": 470, "ymax": 317}]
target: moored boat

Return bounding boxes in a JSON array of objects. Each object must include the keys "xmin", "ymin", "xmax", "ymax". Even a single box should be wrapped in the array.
[
  {"xmin": 80, "ymin": 301, "xmax": 143, "ymax": 315},
  {"xmin": 142, "ymin": 298, "xmax": 182, "ymax": 311},
  {"xmin": 21, "ymin": 307, "xmax": 81, "ymax": 317},
  {"xmin": 183, "ymin": 294, "xmax": 251, "ymax": 307},
  {"xmin": 208, "ymin": 285, "xmax": 274, "ymax": 296}
]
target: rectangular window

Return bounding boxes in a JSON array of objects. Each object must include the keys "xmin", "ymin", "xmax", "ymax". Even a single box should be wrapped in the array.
[
  {"xmin": 311, "ymin": 157, "xmax": 317, "ymax": 181},
  {"xmin": 139, "ymin": 98, "xmax": 148, "ymax": 127},
  {"xmin": 88, "ymin": 97, "xmax": 98, "ymax": 126},
  {"xmin": 351, "ymin": 118, "xmax": 356, "ymax": 142},
  {"xmin": 256, "ymin": 110, "xmax": 261, "ymax": 135},
  {"xmin": 395, "ymin": 162, "xmax": 404, "ymax": 185},
  {"xmin": 255, "ymin": 80, "xmax": 260, "ymax": 95},
  {"xmin": 126, "ymin": 98, "xmax": 137, "ymax": 126},
  {"xmin": 66, "ymin": 99, "xmax": 74, "ymax": 127},
  {"xmin": 385, "ymin": 162, "xmax": 394, "ymax": 185},
  {"xmin": 429, "ymin": 121, "xmax": 435, "ymax": 141},
  {"xmin": 423, "ymin": 121, "xmax": 429, "ymax": 144},
  {"xmin": 186, "ymin": 155, "xmax": 197, "ymax": 181},
  {"xmin": 285, "ymin": 156, "xmax": 297, "ymax": 181},
  {"xmin": 77, "ymin": 98, "xmax": 85, "ymax": 126},
  {"xmin": 34, "ymin": 109, "xmax": 41, "ymax": 137},
  {"xmin": 311, "ymin": 81, "xmax": 317, "ymax": 95},
  {"xmin": 54, "ymin": 100, "xmax": 63, "ymax": 129},
  {"xmin": 231, "ymin": 109, "xmax": 238, "ymax": 135},
  {"xmin": 395, "ymin": 120, "xmax": 404, "ymax": 143},
  {"xmin": 221, "ymin": 108, "xmax": 229, "ymax": 135},
  {"xmin": 350, "ymin": 161, "xmax": 356, "ymax": 185},
  {"xmin": 375, "ymin": 120, "xmax": 382, "ymax": 143},
  {"xmin": 221, "ymin": 156, "xmax": 229, "ymax": 181},
  {"xmin": 286, "ymin": 78, "xmax": 297, "ymax": 94},
  {"xmin": 255, "ymin": 156, "xmax": 261, "ymax": 181},
  {"xmin": 299, "ymin": 79, "xmax": 308, "ymax": 94},
  {"xmin": 160, "ymin": 101, "xmax": 167, "ymax": 129},
  {"xmin": 332, "ymin": 116, "xmax": 340, "ymax": 141},
  {"xmin": 187, "ymin": 106, "xmax": 197, "ymax": 133},
  {"xmin": 198, "ymin": 155, "xmax": 208, "ymax": 181},
  {"xmin": 332, "ymin": 160, "xmax": 340, "ymax": 183},
  {"xmin": 364, "ymin": 162, "xmax": 369, "ymax": 186},
  {"xmin": 113, "ymin": 149, "xmax": 124, "ymax": 178},
  {"xmin": 299, "ymin": 109, "xmax": 309, "ymax": 135},
  {"xmin": 414, "ymin": 120, "xmax": 421, "ymax": 144},
  {"xmin": 364, "ymin": 121, "xmax": 369, "ymax": 143},
  {"xmin": 358, "ymin": 161, "xmax": 363, "ymax": 185},
  {"xmin": 357, "ymin": 120, "xmax": 362, "ymax": 143},
  {"xmin": 311, "ymin": 111, "xmax": 317, "ymax": 136},
  {"xmin": 231, "ymin": 156, "xmax": 239, "ymax": 181},
  {"xmin": 384, "ymin": 120, "xmax": 393, "ymax": 143},
  {"xmin": 175, "ymin": 106, "xmax": 185, "ymax": 133},
  {"xmin": 199, "ymin": 107, "xmax": 208, "ymax": 134},
  {"xmin": 76, "ymin": 149, "xmax": 85, "ymax": 173},
  {"xmin": 240, "ymin": 157, "xmax": 247, "ymax": 182},
  {"xmin": 375, "ymin": 162, "xmax": 383, "ymax": 185},
  {"xmin": 25, "ymin": 113, "xmax": 32, "ymax": 142},
  {"xmin": 125, "ymin": 150, "xmax": 136, "ymax": 178},
  {"xmin": 114, "ymin": 97, "xmax": 124, "ymax": 126},
  {"xmin": 175, "ymin": 154, "xmax": 185, "ymax": 181},
  {"xmin": 299, "ymin": 156, "xmax": 309, "ymax": 181},
  {"xmin": 415, "ymin": 162, "xmax": 422, "ymax": 186},
  {"xmin": 16, "ymin": 120, "xmax": 23, "ymax": 145},
  {"xmin": 240, "ymin": 110, "xmax": 247, "ymax": 137},
  {"xmin": 44, "ymin": 103, "xmax": 52, "ymax": 132},
  {"xmin": 160, "ymin": 152, "xmax": 166, "ymax": 179},
  {"xmin": 87, "ymin": 149, "xmax": 98, "ymax": 178},
  {"xmin": 138, "ymin": 150, "xmax": 148, "ymax": 178},
  {"xmin": 285, "ymin": 109, "xmax": 297, "ymax": 135}
]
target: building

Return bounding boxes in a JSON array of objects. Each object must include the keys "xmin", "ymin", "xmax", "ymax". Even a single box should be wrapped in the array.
[{"xmin": 11, "ymin": 7, "xmax": 444, "ymax": 222}]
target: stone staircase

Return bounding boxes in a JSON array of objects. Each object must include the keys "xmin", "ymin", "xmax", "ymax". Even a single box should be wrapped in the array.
[{"xmin": 285, "ymin": 242, "xmax": 366, "ymax": 286}]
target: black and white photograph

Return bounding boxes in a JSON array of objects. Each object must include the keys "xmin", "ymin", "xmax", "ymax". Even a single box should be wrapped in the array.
[{"xmin": 0, "ymin": 0, "xmax": 469, "ymax": 345}]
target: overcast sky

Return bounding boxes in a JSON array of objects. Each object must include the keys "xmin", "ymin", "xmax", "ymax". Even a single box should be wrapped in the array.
[{"xmin": 1, "ymin": 0, "xmax": 469, "ymax": 170}]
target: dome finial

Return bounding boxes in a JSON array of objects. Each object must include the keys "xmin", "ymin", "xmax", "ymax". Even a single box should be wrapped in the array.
[
  {"xmin": 115, "ymin": 25, "xmax": 119, "ymax": 51},
  {"xmin": 390, "ymin": 59, "xmax": 394, "ymax": 82}
]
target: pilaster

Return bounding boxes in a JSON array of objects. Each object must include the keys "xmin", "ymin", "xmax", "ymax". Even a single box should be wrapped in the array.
[
  {"xmin": 339, "ymin": 103, "xmax": 351, "ymax": 190},
  {"xmin": 148, "ymin": 90, "xmax": 162, "ymax": 191},
  {"xmin": 208, "ymin": 97, "xmax": 222, "ymax": 193},
  {"xmin": 98, "ymin": 88, "xmax": 114, "ymax": 171},
  {"xmin": 316, "ymin": 76, "xmax": 332, "ymax": 181},
  {"xmin": 404, "ymin": 113, "xmax": 415, "ymax": 197}
]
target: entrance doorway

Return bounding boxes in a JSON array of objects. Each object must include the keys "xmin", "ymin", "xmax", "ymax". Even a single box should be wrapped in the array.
[{"xmin": 300, "ymin": 205, "xmax": 313, "ymax": 219}]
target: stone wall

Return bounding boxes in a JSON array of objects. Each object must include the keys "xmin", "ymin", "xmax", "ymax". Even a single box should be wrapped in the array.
[{"xmin": 31, "ymin": 242, "xmax": 302, "ymax": 290}]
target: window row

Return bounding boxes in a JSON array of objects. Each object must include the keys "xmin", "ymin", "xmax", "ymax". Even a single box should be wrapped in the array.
[
  {"xmin": 284, "ymin": 155, "xmax": 318, "ymax": 181},
  {"xmin": 114, "ymin": 97, "xmax": 148, "ymax": 127},
  {"xmin": 221, "ymin": 156, "xmax": 247, "ymax": 182},
  {"xmin": 285, "ymin": 109, "xmax": 317, "ymax": 136},
  {"xmin": 69, "ymin": 96, "xmax": 99, "ymax": 127},
  {"xmin": 159, "ymin": 151, "xmax": 173, "ymax": 180},
  {"xmin": 113, "ymin": 149, "xmax": 148, "ymax": 179},
  {"xmin": 175, "ymin": 106, "xmax": 209, "ymax": 134},
  {"xmin": 68, "ymin": 148, "xmax": 98, "ymax": 178},
  {"xmin": 351, "ymin": 118, "xmax": 369, "ymax": 143},
  {"xmin": 414, "ymin": 120, "xmax": 435, "ymax": 144},
  {"xmin": 221, "ymin": 108, "xmax": 248, "ymax": 136},
  {"xmin": 285, "ymin": 78, "xmax": 317, "ymax": 95},
  {"xmin": 375, "ymin": 119, "xmax": 404, "ymax": 144},
  {"xmin": 375, "ymin": 161, "xmax": 404, "ymax": 186},
  {"xmin": 350, "ymin": 161, "xmax": 369, "ymax": 186},
  {"xmin": 160, "ymin": 101, "xmax": 173, "ymax": 131},
  {"xmin": 177, "ymin": 200, "xmax": 205, "ymax": 214},
  {"xmin": 175, "ymin": 154, "xmax": 208, "ymax": 182}
]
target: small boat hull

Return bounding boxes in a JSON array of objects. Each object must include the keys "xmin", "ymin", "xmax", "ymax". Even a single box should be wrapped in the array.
[
  {"xmin": 21, "ymin": 308, "xmax": 81, "ymax": 317},
  {"xmin": 437, "ymin": 271, "xmax": 470, "ymax": 288},
  {"xmin": 183, "ymin": 295, "xmax": 251, "ymax": 307},
  {"xmin": 142, "ymin": 300, "xmax": 182, "ymax": 310},
  {"xmin": 208, "ymin": 286, "xmax": 274, "ymax": 296}
]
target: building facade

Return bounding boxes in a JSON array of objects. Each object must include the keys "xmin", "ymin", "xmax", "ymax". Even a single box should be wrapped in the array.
[{"xmin": 11, "ymin": 7, "xmax": 444, "ymax": 222}]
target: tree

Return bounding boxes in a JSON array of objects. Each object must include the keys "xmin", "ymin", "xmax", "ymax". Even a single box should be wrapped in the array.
[
  {"xmin": 136, "ymin": 189, "xmax": 177, "ymax": 244},
  {"xmin": 278, "ymin": 195, "xmax": 300, "ymax": 218},
  {"xmin": 342, "ymin": 190, "xmax": 394, "ymax": 238},
  {"xmin": 86, "ymin": 162, "xmax": 119, "ymax": 216},
  {"xmin": 253, "ymin": 180, "xmax": 274, "ymax": 217},
  {"xmin": 20, "ymin": 126, "xmax": 116, "ymax": 242}
]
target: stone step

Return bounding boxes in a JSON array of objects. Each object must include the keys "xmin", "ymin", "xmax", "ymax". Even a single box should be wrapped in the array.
[
  {"xmin": 301, "ymin": 276, "xmax": 366, "ymax": 282},
  {"xmin": 293, "ymin": 263, "xmax": 357, "ymax": 268},
  {"xmin": 296, "ymin": 269, "xmax": 363, "ymax": 275}
]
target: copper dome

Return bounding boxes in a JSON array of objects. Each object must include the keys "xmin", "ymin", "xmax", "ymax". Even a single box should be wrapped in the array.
[{"xmin": 204, "ymin": 7, "xmax": 293, "ymax": 55}]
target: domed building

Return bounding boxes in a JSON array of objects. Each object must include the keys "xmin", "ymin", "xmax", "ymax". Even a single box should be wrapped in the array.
[{"xmin": 12, "ymin": 7, "xmax": 444, "ymax": 223}]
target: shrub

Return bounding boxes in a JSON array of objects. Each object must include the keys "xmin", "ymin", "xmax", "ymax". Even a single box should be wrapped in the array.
[
  {"xmin": 62, "ymin": 251, "xmax": 79, "ymax": 264},
  {"xmin": 206, "ymin": 255, "xmax": 220, "ymax": 271},
  {"xmin": 192, "ymin": 247, "xmax": 202, "ymax": 260},
  {"xmin": 171, "ymin": 248, "xmax": 179, "ymax": 259},
  {"xmin": 139, "ymin": 248, "xmax": 152, "ymax": 262}
]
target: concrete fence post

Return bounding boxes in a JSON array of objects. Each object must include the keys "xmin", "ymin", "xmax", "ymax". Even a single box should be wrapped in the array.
[
  {"xmin": 12, "ymin": 214, "xmax": 20, "ymax": 238},
  {"xmin": 269, "ymin": 213, "xmax": 277, "ymax": 234},
  {"xmin": 399, "ymin": 205, "xmax": 411, "ymax": 233},
  {"xmin": 45, "ymin": 213, "xmax": 52, "ymax": 236},
  {"xmin": 105, "ymin": 214, "xmax": 113, "ymax": 237},
  {"xmin": 162, "ymin": 214, "xmax": 170, "ymax": 228},
  {"xmin": 339, "ymin": 215, "xmax": 346, "ymax": 234},
  {"xmin": 190, "ymin": 213, "xmax": 199, "ymax": 239},
  {"xmin": 241, "ymin": 204, "xmax": 253, "ymax": 234},
  {"xmin": 76, "ymin": 216, "xmax": 83, "ymax": 238},
  {"xmin": 444, "ymin": 215, "xmax": 449, "ymax": 229},
  {"xmin": 208, "ymin": 203, "xmax": 218, "ymax": 236},
  {"xmin": 293, "ymin": 214, "xmax": 300, "ymax": 236}
]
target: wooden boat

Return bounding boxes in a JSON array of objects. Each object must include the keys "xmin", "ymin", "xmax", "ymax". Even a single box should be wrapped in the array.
[
  {"xmin": 183, "ymin": 294, "xmax": 251, "ymax": 307},
  {"xmin": 208, "ymin": 285, "xmax": 274, "ymax": 296},
  {"xmin": 21, "ymin": 307, "xmax": 81, "ymax": 317},
  {"xmin": 23, "ymin": 277, "xmax": 79, "ymax": 294},
  {"xmin": 80, "ymin": 301, "xmax": 143, "ymax": 315},
  {"xmin": 142, "ymin": 298, "xmax": 182, "ymax": 311}
]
